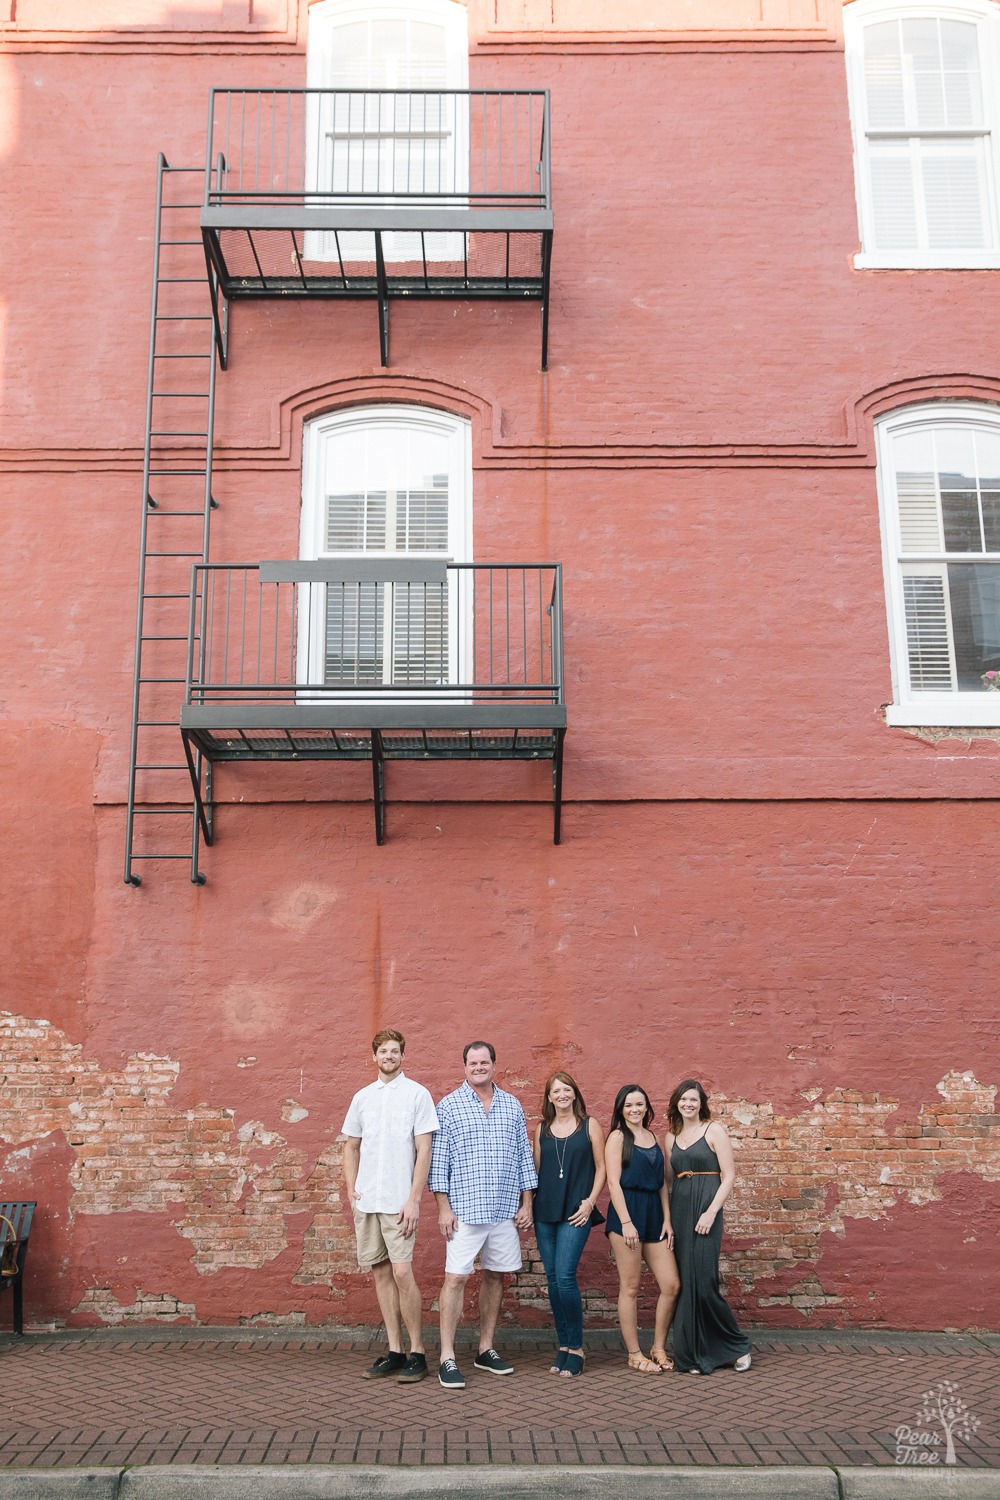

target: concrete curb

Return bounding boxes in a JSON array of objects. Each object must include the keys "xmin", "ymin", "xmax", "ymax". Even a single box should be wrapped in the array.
[
  {"xmin": 0, "ymin": 1476, "xmax": 119, "ymax": 1498},
  {"xmin": 118, "ymin": 1470, "xmax": 832, "ymax": 1499},
  {"xmin": 840, "ymin": 1472, "xmax": 1000, "ymax": 1496},
  {"xmin": 0, "ymin": 1467, "xmax": 995, "ymax": 1499}
]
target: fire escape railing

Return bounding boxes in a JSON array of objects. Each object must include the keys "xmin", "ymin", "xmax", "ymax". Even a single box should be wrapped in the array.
[
  {"xmin": 180, "ymin": 561, "xmax": 566, "ymax": 844},
  {"xmin": 203, "ymin": 88, "xmax": 550, "ymax": 211},
  {"xmin": 200, "ymin": 88, "xmax": 553, "ymax": 366}
]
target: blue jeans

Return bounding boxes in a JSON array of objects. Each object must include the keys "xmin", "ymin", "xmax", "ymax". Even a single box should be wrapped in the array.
[{"xmin": 534, "ymin": 1219, "xmax": 591, "ymax": 1349}]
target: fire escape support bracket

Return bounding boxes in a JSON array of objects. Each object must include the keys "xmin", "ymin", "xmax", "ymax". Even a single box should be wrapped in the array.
[
  {"xmin": 552, "ymin": 727, "xmax": 565, "ymax": 845},
  {"xmin": 181, "ymin": 731, "xmax": 214, "ymax": 875},
  {"xmin": 540, "ymin": 229, "xmax": 553, "ymax": 372},
  {"xmin": 374, "ymin": 231, "xmax": 390, "ymax": 367},
  {"xmin": 371, "ymin": 730, "xmax": 387, "ymax": 844},
  {"xmin": 202, "ymin": 232, "xmax": 230, "ymax": 372}
]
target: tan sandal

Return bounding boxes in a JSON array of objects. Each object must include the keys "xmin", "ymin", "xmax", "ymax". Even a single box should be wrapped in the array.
[
  {"xmin": 650, "ymin": 1347, "xmax": 675, "ymax": 1371},
  {"xmin": 627, "ymin": 1351, "xmax": 662, "ymax": 1374}
]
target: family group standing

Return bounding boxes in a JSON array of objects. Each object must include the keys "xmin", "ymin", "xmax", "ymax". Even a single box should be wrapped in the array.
[{"xmin": 341, "ymin": 1030, "xmax": 751, "ymax": 1386}]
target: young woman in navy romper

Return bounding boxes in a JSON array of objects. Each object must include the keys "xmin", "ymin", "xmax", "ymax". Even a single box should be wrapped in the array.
[{"xmin": 604, "ymin": 1084, "xmax": 679, "ymax": 1373}]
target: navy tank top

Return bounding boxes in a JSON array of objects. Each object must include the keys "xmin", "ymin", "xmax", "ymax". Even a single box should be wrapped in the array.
[{"xmin": 535, "ymin": 1120, "xmax": 598, "ymax": 1223}]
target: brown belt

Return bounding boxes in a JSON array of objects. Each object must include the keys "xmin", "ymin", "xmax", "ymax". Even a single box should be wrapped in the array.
[{"xmin": 675, "ymin": 1171, "xmax": 720, "ymax": 1178}]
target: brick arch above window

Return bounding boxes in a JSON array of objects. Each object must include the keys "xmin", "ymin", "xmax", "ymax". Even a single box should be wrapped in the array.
[
  {"xmin": 850, "ymin": 373, "xmax": 1000, "ymax": 447},
  {"xmin": 276, "ymin": 376, "xmax": 497, "ymax": 469}
]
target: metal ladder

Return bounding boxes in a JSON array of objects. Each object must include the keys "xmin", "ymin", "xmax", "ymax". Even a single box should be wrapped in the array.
[{"xmin": 124, "ymin": 155, "xmax": 223, "ymax": 886}]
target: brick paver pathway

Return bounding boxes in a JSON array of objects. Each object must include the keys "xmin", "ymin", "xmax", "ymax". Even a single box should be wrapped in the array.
[{"xmin": 0, "ymin": 1329, "xmax": 996, "ymax": 1470}]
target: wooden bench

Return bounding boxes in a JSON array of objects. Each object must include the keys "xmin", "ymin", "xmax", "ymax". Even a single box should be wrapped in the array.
[{"xmin": 0, "ymin": 1202, "xmax": 36, "ymax": 1335}]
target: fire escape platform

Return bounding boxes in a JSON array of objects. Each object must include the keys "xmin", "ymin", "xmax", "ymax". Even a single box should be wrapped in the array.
[
  {"xmin": 180, "ymin": 560, "xmax": 566, "ymax": 842},
  {"xmin": 201, "ymin": 88, "xmax": 553, "ymax": 363},
  {"xmin": 181, "ymin": 701, "xmax": 566, "ymax": 757},
  {"xmin": 201, "ymin": 206, "xmax": 552, "ymax": 299}
]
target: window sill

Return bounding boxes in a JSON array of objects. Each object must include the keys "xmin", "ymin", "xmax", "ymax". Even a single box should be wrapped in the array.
[
  {"xmin": 855, "ymin": 252, "xmax": 1000, "ymax": 271},
  {"xmin": 886, "ymin": 701, "xmax": 1000, "ymax": 727}
]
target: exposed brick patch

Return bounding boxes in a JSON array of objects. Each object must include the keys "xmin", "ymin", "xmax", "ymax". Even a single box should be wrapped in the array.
[
  {"xmin": 0, "ymin": 1012, "xmax": 314, "ymax": 1274},
  {"xmin": 899, "ymin": 725, "xmax": 1000, "ymax": 747},
  {"xmin": 237, "ymin": 1310, "xmax": 308, "ymax": 1327},
  {"xmin": 73, "ymin": 1287, "xmax": 197, "ymax": 1324},
  {"xmin": 683, "ymin": 1072, "xmax": 1000, "ymax": 1317},
  {"xmin": 293, "ymin": 1141, "xmax": 360, "ymax": 1285}
]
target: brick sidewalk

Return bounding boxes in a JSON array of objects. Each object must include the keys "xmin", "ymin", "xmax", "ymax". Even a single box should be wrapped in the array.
[{"xmin": 0, "ymin": 1329, "xmax": 996, "ymax": 1471}]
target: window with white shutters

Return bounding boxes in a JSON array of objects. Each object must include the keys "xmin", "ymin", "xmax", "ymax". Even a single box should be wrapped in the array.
[
  {"xmin": 845, "ymin": 1, "xmax": 1000, "ymax": 267},
  {"xmin": 305, "ymin": 0, "xmax": 469, "ymax": 263},
  {"xmin": 877, "ymin": 404, "xmax": 1000, "ymax": 723},
  {"xmin": 300, "ymin": 406, "xmax": 471, "ymax": 692}
]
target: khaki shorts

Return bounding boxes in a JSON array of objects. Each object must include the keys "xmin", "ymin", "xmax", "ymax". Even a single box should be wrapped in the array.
[{"xmin": 354, "ymin": 1208, "xmax": 415, "ymax": 1269}]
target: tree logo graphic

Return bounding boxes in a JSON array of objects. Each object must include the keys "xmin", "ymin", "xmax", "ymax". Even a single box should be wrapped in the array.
[{"xmin": 895, "ymin": 1380, "xmax": 981, "ymax": 1466}]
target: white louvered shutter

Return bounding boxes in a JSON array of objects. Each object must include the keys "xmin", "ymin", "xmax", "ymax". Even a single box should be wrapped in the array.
[
  {"xmin": 323, "ymin": 491, "xmax": 387, "ymax": 683},
  {"xmin": 901, "ymin": 568, "xmax": 958, "ymax": 690},
  {"xmin": 321, "ymin": 483, "xmax": 450, "ymax": 686},
  {"xmin": 896, "ymin": 474, "xmax": 942, "ymax": 551}
]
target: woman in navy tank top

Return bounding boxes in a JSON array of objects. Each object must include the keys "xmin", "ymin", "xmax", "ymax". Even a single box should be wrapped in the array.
[{"xmin": 532, "ymin": 1071, "xmax": 607, "ymax": 1377}]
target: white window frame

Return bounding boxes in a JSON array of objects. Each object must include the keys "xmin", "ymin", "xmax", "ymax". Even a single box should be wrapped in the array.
[
  {"xmin": 845, "ymin": 0, "xmax": 1000, "ymax": 268},
  {"xmin": 305, "ymin": 0, "xmax": 469, "ymax": 264},
  {"xmin": 299, "ymin": 405, "xmax": 472, "ymax": 695},
  {"xmin": 877, "ymin": 401, "xmax": 1000, "ymax": 723}
]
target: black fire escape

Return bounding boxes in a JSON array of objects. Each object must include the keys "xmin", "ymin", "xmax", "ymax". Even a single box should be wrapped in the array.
[{"xmin": 125, "ymin": 88, "xmax": 562, "ymax": 885}]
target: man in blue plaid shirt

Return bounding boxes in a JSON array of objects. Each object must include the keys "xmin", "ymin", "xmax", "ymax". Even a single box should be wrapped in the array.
[{"xmin": 429, "ymin": 1040, "xmax": 537, "ymax": 1389}]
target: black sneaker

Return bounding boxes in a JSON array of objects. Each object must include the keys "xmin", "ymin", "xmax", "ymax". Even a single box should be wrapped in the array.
[
  {"xmin": 362, "ymin": 1351, "xmax": 408, "ymax": 1380},
  {"xmin": 397, "ymin": 1353, "xmax": 429, "ymax": 1383},
  {"xmin": 473, "ymin": 1347, "xmax": 514, "ymax": 1376},
  {"xmin": 438, "ymin": 1358, "xmax": 465, "ymax": 1389}
]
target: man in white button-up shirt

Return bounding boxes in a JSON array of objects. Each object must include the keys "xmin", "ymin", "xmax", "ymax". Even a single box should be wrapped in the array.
[{"xmin": 342, "ymin": 1028, "xmax": 439, "ymax": 1383}]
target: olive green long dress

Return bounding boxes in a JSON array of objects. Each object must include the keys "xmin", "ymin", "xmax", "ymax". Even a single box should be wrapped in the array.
[{"xmin": 669, "ymin": 1131, "xmax": 752, "ymax": 1374}]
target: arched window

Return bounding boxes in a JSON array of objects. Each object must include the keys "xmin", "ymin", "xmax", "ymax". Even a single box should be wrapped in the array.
[
  {"xmin": 844, "ymin": 0, "xmax": 1000, "ymax": 267},
  {"xmin": 877, "ymin": 402, "xmax": 1000, "ymax": 722},
  {"xmin": 300, "ymin": 405, "xmax": 472, "ymax": 687}
]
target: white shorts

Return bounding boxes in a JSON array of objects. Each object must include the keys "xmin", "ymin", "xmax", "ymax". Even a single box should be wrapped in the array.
[{"xmin": 445, "ymin": 1218, "xmax": 522, "ymax": 1277}]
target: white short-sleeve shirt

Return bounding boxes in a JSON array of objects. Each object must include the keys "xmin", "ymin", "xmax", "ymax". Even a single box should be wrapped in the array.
[{"xmin": 342, "ymin": 1072, "xmax": 439, "ymax": 1214}]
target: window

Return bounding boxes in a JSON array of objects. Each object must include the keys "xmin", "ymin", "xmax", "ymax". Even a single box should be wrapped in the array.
[
  {"xmin": 306, "ymin": 0, "xmax": 469, "ymax": 262},
  {"xmin": 877, "ymin": 403, "xmax": 1000, "ymax": 723},
  {"xmin": 845, "ymin": 0, "xmax": 1000, "ymax": 267},
  {"xmin": 299, "ymin": 406, "xmax": 471, "ymax": 690}
]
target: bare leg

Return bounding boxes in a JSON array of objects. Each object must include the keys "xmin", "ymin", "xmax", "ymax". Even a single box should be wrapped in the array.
[
  {"xmin": 643, "ymin": 1240, "xmax": 680, "ymax": 1354},
  {"xmin": 391, "ymin": 1262, "xmax": 425, "ymax": 1355},
  {"xmin": 478, "ymin": 1270, "xmax": 504, "ymax": 1353},
  {"xmin": 371, "ymin": 1260, "xmax": 403, "ymax": 1352},
  {"xmin": 438, "ymin": 1272, "xmax": 468, "ymax": 1364},
  {"xmin": 608, "ymin": 1233, "xmax": 643, "ymax": 1354}
]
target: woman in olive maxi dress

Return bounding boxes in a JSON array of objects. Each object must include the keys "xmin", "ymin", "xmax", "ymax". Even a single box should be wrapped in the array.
[{"xmin": 666, "ymin": 1079, "xmax": 752, "ymax": 1375}]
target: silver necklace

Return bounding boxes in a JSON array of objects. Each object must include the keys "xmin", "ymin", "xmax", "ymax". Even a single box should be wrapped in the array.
[{"xmin": 553, "ymin": 1129, "xmax": 571, "ymax": 1179}]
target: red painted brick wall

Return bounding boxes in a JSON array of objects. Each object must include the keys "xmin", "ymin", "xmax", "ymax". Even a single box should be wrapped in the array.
[{"xmin": 1, "ymin": 0, "xmax": 998, "ymax": 1332}]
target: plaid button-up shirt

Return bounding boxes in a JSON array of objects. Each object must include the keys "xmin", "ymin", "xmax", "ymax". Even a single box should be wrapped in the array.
[{"xmin": 428, "ymin": 1081, "xmax": 538, "ymax": 1224}]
